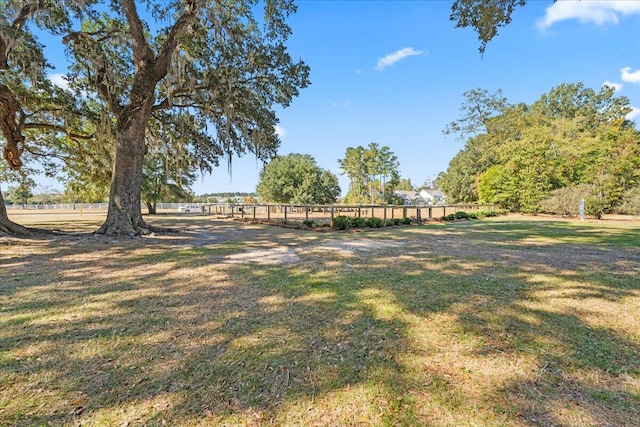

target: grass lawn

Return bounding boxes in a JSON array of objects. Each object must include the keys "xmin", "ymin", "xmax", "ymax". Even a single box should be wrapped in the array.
[{"xmin": 1, "ymin": 214, "xmax": 639, "ymax": 426}]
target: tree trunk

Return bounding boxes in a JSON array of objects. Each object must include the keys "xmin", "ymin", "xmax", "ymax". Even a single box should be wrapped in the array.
[
  {"xmin": 96, "ymin": 111, "xmax": 149, "ymax": 237},
  {"xmin": 146, "ymin": 201, "xmax": 156, "ymax": 215},
  {"xmin": 0, "ymin": 188, "xmax": 31, "ymax": 237}
]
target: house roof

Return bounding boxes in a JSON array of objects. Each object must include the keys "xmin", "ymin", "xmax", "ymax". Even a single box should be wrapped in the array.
[{"xmin": 420, "ymin": 189, "xmax": 445, "ymax": 198}]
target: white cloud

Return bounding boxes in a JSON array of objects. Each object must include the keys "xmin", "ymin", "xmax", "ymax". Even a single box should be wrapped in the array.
[
  {"xmin": 355, "ymin": 69, "xmax": 364, "ymax": 75},
  {"xmin": 48, "ymin": 73, "xmax": 69, "ymax": 90},
  {"xmin": 538, "ymin": 1, "xmax": 640, "ymax": 29},
  {"xmin": 621, "ymin": 67, "xmax": 640, "ymax": 84},
  {"xmin": 603, "ymin": 81, "xmax": 623, "ymax": 92},
  {"xmin": 375, "ymin": 47, "xmax": 425, "ymax": 71},
  {"xmin": 330, "ymin": 101, "xmax": 351, "ymax": 107},
  {"xmin": 274, "ymin": 125, "xmax": 286, "ymax": 139},
  {"xmin": 626, "ymin": 106, "xmax": 640, "ymax": 122}
]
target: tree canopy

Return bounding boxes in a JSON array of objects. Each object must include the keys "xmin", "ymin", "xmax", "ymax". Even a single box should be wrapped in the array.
[
  {"xmin": 450, "ymin": 0, "xmax": 528, "ymax": 54},
  {"xmin": 256, "ymin": 153, "xmax": 340, "ymax": 204},
  {"xmin": 438, "ymin": 83, "xmax": 640, "ymax": 215},
  {"xmin": 338, "ymin": 143, "xmax": 400, "ymax": 204}
]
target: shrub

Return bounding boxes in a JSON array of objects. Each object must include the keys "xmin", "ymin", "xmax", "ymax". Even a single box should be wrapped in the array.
[
  {"xmin": 454, "ymin": 211, "xmax": 469, "ymax": 220},
  {"xmin": 616, "ymin": 186, "xmax": 640, "ymax": 215},
  {"xmin": 393, "ymin": 218, "xmax": 403, "ymax": 226},
  {"xmin": 402, "ymin": 217, "xmax": 412, "ymax": 225},
  {"xmin": 385, "ymin": 219, "xmax": 396, "ymax": 227},
  {"xmin": 350, "ymin": 217, "xmax": 367, "ymax": 228},
  {"xmin": 366, "ymin": 217, "xmax": 384, "ymax": 228},
  {"xmin": 539, "ymin": 184, "xmax": 595, "ymax": 216},
  {"xmin": 333, "ymin": 216, "xmax": 350, "ymax": 230},
  {"xmin": 302, "ymin": 219, "xmax": 315, "ymax": 227}
]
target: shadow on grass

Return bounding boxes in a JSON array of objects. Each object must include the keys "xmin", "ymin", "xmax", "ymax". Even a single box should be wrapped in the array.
[{"xmin": 1, "ymin": 219, "xmax": 639, "ymax": 425}]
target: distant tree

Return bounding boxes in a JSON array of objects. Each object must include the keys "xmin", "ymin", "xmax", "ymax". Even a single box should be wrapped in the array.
[
  {"xmin": 339, "ymin": 143, "xmax": 400, "ymax": 204},
  {"xmin": 338, "ymin": 146, "xmax": 367, "ymax": 204},
  {"xmin": 396, "ymin": 178, "xmax": 415, "ymax": 191},
  {"xmin": 257, "ymin": 154, "xmax": 340, "ymax": 204},
  {"xmin": 7, "ymin": 184, "xmax": 32, "ymax": 206}
]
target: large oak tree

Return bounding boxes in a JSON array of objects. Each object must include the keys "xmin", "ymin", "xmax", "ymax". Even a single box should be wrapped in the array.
[{"xmin": 1, "ymin": 0, "xmax": 309, "ymax": 237}]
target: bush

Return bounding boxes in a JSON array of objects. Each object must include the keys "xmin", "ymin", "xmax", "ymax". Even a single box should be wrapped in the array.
[
  {"xmin": 366, "ymin": 217, "xmax": 384, "ymax": 228},
  {"xmin": 440, "ymin": 209, "xmax": 506, "ymax": 221},
  {"xmin": 333, "ymin": 216, "xmax": 350, "ymax": 230},
  {"xmin": 385, "ymin": 219, "xmax": 396, "ymax": 227},
  {"xmin": 350, "ymin": 217, "xmax": 367, "ymax": 228},
  {"xmin": 539, "ymin": 184, "xmax": 595, "ymax": 216},
  {"xmin": 402, "ymin": 217, "xmax": 412, "ymax": 225},
  {"xmin": 616, "ymin": 186, "xmax": 640, "ymax": 215},
  {"xmin": 302, "ymin": 219, "xmax": 315, "ymax": 227},
  {"xmin": 454, "ymin": 211, "xmax": 469, "ymax": 220}
]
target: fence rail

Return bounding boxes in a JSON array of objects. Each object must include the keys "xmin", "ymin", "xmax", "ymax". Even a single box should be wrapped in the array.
[
  {"xmin": 203, "ymin": 203, "xmax": 500, "ymax": 224},
  {"xmin": 6, "ymin": 202, "xmax": 500, "ymax": 225}
]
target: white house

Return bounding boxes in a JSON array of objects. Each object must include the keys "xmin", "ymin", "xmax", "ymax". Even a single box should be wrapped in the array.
[
  {"xmin": 419, "ymin": 189, "xmax": 446, "ymax": 205},
  {"xmin": 393, "ymin": 190, "xmax": 425, "ymax": 206}
]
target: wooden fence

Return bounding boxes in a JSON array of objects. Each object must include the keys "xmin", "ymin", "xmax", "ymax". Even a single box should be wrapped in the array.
[{"xmin": 203, "ymin": 203, "xmax": 500, "ymax": 226}]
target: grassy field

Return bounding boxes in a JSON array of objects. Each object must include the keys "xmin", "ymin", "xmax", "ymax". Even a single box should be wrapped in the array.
[{"xmin": 1, "ymin": 214, "xmax": 639, "ymax": 426}]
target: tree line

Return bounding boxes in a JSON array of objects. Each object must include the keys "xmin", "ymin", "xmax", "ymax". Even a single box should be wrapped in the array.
[
  {"xmin": 437, "ymin": 84, "xmax": 640, "ymax": 216},
  {"xmin": 255, "ymin": 143, "xmax": 418, "ymax": 205}
]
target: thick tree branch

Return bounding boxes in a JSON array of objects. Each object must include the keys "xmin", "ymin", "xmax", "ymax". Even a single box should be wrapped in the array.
[
  {"xmin": 63, "ymin": 32, "xmax": 123, "ymax": 115},
  {"xmin": 0, "ymin": 1, "xmax": 46, "ymax": 69},
  {"xmin": 0, "ymin": 83, "xmax": 26, "ymax": 169},
  {"xmin": 23, "ymin": 122, "xmax": 95, "ymax": 140},
  {"xmin": 121, "ymin": 0, "xmax": 155, "ymax": 69},
  {"xmin": 153, "ymin": 0, "xmax": 200, "ymax": 82}
]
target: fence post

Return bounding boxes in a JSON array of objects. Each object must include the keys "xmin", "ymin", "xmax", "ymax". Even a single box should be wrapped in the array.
[
  {"xmin": 305, "ymin": 206, "xmax": 309, "ymax": 221},
  {"xmin": 267, "ymin": 205, "xmax": 271, "ymax": 221},
  {"xmin": 384, "ymin": 207, "xmax": 387, "ymax": 222},
  {"xmin": 330, "ymin": 207, "xmax": 335, "ymax": 228},
  {"xmin": 253, "ymin": 206, "xmax": 256, "ymax": 220},
  {"xmin": 403, "ymin": 207, "xmax": 407, "ymax": 219},
  {"xmin": 428, "ymin": 207, "xmax": 432, "ymax": 219},
  {"xmin": 284, "ymin": 205, "xmax": 287, "ymax": 222},
  {"xmin": 357, "ymin": 207, "xmax": 361, "ymax": 218}
]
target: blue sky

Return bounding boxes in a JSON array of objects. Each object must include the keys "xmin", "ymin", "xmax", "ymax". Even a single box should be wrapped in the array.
[{"xmin": 47, "ymin": 1, "xmax": 640, "ymax": 196}]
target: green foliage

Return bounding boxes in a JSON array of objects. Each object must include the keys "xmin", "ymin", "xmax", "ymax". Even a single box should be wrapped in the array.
[
  {"xmin": 302, "ymin": 219, "xmax": 315, "ymax": 227},
  {"xmin": 440, "ymin": 83, "xmax": 640, "ymax": 214},
  {"xmin": 616, "ymin": 187, "xmax": 640, "ymax": 215},
  {"xmin": 396, "ymin": 178, "xmax": 415, "ymax": 191},
  {"xmin": 366, "ymin": 217, "xmax": 384, "ymax": 228},
  {"xmin": 332, "ymin": 215, "xmax": 350, "ymax": 230},
  {"xmin": 441, "ymin": 209, "xmax": 506, "ymax": 221},
  {"xmin": 539, "ymin": 184, "xmax": 594, "ymax": 216},
  {"xmin": 339, "ymin": 143, "xmax": 400, "ymax": 204},
  {"xmin": 332, "ymin": 215, "xmax": 406, "ymax": 230},
  {"xmin": 450, "ymin": 0, "xmax": 528, "ymax": 54},
  {"xmin": 256, "ymin": 154, "xmax": 340, "ymax": 204}
]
